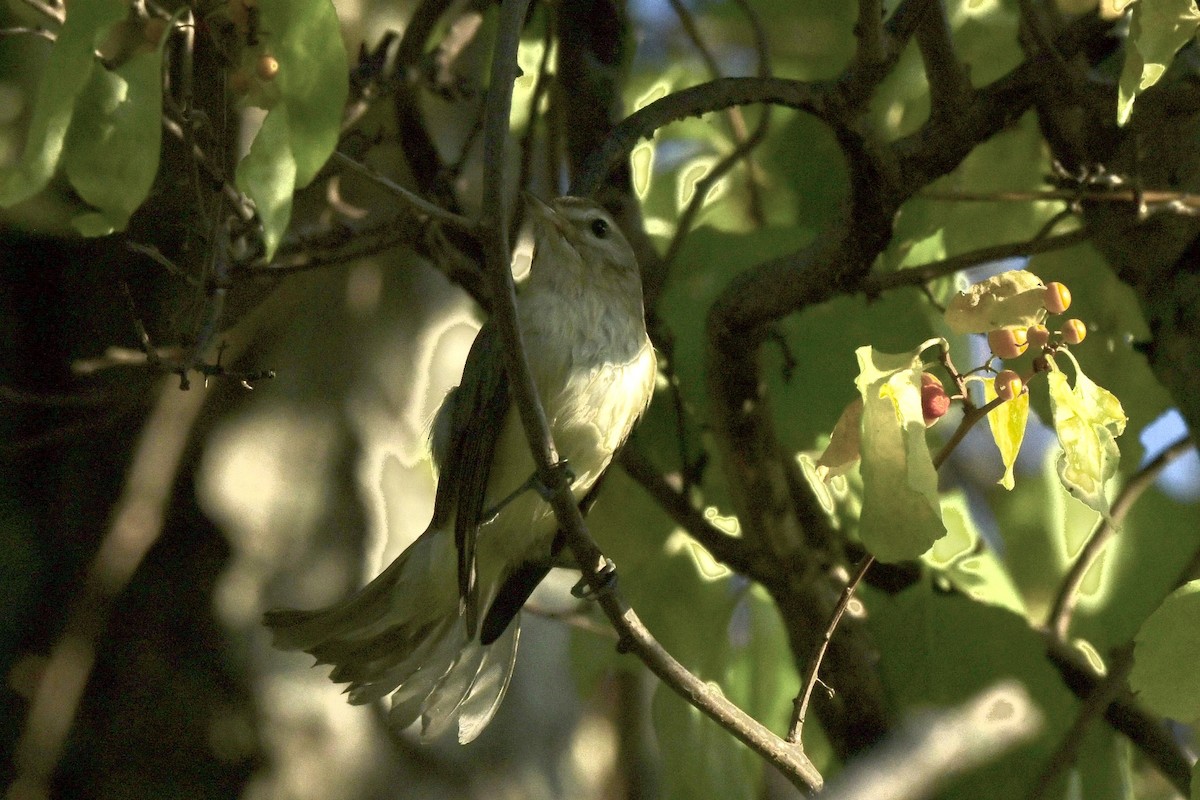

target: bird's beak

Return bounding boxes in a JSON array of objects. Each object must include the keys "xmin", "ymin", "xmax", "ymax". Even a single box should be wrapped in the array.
[{"xmin": 523, "ymin": 192, "xmax": 568, "ymax": 237}]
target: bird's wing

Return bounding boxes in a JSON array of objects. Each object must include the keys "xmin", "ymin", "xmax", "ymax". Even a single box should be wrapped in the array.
[{"xmin": 429, "ymin": 321, "xmax": 510, "ymax": 636}]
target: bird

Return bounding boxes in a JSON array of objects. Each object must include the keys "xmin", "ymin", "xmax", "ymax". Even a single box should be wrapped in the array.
[{"xmin": 264, "ymin": 195, "xmax": 657, "ymax": 744}]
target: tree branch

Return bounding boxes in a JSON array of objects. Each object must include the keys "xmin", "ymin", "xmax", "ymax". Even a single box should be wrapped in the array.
[{"xmin": 1046, "ymin": 434, "xmax": 1196, "ymax": 641}]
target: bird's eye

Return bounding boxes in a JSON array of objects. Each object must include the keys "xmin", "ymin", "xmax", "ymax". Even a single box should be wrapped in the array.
[{"xmin": 589, "ymin": 218, "xmax": 610, "ymax": 239}]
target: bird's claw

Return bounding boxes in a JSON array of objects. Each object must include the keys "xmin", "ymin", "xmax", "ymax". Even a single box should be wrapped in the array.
[
  {"xmin": 572, "ymin": 557, "xmax": 617, "ymax": 599},
  {"xmin": 480, "ymin": 460, "xmax": 575, "ymax": 524}
]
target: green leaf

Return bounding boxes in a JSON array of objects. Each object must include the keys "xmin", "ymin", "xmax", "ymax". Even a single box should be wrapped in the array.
[
  {"xmin": 236, "ymin": 0, "xmax": 348, "ymax": 257},
  {"xmin": 62, "ymin": 47, "xmax": 165, "ymax": 236},
  {"xmin": 855, "ymin": 340, "xmax": 948, "ymax": 562},
  {"xmin": 983, "ymin": 376, "xmax": 1030, "ymax": 490},
  {"xmin": 1131, "ymin": 579, "xmax": 1200, "ymax": 721},
  {"xmin": 1117, "ymin": 0, "xmax": 1200, "ymax": 125},
  {"xmin": 1046, "ymin": 351, "xmax": 1127, "ymax": 517},
  {"xmin": 236, "ymin": 107, "xmax": 297, "ymax": 259},
  {"xmin": 1192, "ymin": 759, "xmax": 1200, "ymax": 800},
  {"xmin": 0, "ymin": 0, "xmax": 126, "ymax": 207}
]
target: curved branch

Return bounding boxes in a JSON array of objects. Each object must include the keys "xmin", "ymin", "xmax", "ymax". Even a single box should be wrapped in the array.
[
  {"xmin": 1046, "ymin": 434, "xmax": 1196, "ymax": 641},
  {"xmin": 572, "ymin": 77, "xmax": 838, "ymax": 196}
]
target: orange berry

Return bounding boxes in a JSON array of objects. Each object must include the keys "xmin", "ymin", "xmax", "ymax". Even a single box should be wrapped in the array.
[
  {"xmin": 256, "ymin": 54, "xmax": 279, "ymax": 81},
  {"xmin": 1026, "ymin": 324, "xmax": 1050, "ymax": 349},
  {"xmin": 987, "ymin": 326, "xmax": 1029, "ymax": 360},
  {"xmin": 1044, "ymin": 282, "xmax": 1072, "ymax": 314},
  {"xmin": 1062, "ymin": 318, "xmax": 1087, "ymax": 345},
  {"xmin": 994, "ymin": 370, "xmax": 1024, "ymax": 402}
]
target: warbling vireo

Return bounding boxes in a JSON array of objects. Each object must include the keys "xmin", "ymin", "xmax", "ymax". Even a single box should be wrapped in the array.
[{"xmin": 264, "ymin": 195, "xmax": 656, "ymax": 743}]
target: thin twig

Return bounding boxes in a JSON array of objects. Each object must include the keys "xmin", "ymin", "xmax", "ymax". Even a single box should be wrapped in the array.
[
  {"xmin": 866, "ymin": 228, "xmax": 1089, "ymax": 294},
  {"xmin": 332, "ymin": 151, "xmax": 479, "ymax": 234},
  {"xmin": 15, "ymin": 0, "xmax": 63, "ymax": 25},
  {"xmin": 0, "ymin": 26, "xmax": 56, "ymax": 42},
  {"xmin": 1046, "ymin": 435, "xmax": 1196, "ymax": 641},
  {"xmin": 787, "ymin": 554, "xmax": 875, "ymax": 743},
  {"xmin": 921, "ymin": 187, "xmax": 1200, "ymax": 212},
  {"xmin": 618, "ymin": 446, "xmax": 759, "ymax": 577},
  {"xmin": 477, "ymin": 2, "xmax": 822, "ymax": 791}
]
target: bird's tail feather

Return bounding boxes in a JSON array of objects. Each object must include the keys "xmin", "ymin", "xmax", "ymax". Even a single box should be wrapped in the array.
[{"xmin": 264, "ymin": 530, "xmax": 518, "ymax": 743}]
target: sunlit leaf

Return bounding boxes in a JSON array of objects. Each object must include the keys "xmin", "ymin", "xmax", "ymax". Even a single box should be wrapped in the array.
[
  {"xmin": 1046, "ymin": 351, "xmax": 1127, "ymax": 516},
  {"xmin": 944, "ymin": 269, "xmax": 1047, "ymax": 335},
  {"xmin": 855, "ymin": 340, "xmax": 948, "ymax": 562},
  {"xmin": 0, "ymin": 0, "xmax": 126, "ymax": 207},
  {"xmin": 1117, "ymin": 0, "xmax": 1200, "ymax": 125},
  {"xmin": 63, "ymin": 44, "xmax": 166, "ymax": 236},
  {"xmin": 1131, "ymin": 579, "xmax": 1200, "ymax": 721},
  {"xmin": 983, "ymin": 377, "xmax": 1030, "ymax": 490}
]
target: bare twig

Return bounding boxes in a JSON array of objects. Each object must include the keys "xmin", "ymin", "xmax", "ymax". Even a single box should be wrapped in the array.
[
  {"xmin": 1046, "ymin": 434, "xmax": 1196, "ymax": 641},
  {"xmin": 866, "ymin": 229, "xmax": 1089, "ymax": 294},
  {"xmin": 573, "ymin": 77, "xmax": 835, "ymax": 196},
  {"xmin": 477, "ymin": 1, "xmax": 821, "ymax": 791},
  {"xmin": 618, "ymin": 446, "xmax": 759, "ymax": 577},
  {"xmin": 332, "ymin": 151, "xmax": 479, "ymax": 234},
  {"xmin": 0, "ymin": 26, "xmax": 56, "ymax": 42},
  {"xmin": 787, "ymin": 554, "xmax": 875, "ymax": 743},
  {"xmin": 15, "ymin": 0, "xmax": 63, "ymax": 25},
  {"xmin": 852, "ymin": 0, "xmax": 885, "ymax": 73},
  {"xmin": 921, "ymin": 187, "xmax": 1200, "ymax": 213}
]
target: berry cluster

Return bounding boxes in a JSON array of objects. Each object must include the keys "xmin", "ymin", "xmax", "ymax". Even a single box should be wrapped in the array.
[{"xmin": 983, "ymin": 281, "xmax": 1085, "ymax": 402}]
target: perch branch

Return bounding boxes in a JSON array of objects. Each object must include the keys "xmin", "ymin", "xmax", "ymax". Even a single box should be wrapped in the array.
[{"xmin": 477, "ymin": 1, "xmax": 822, "ymax": 791}]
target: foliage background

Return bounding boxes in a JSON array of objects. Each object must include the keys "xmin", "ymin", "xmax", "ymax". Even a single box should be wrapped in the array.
[{"xmin": 2, "ymin": 0, "xmax": 1199, "ymax": 798}]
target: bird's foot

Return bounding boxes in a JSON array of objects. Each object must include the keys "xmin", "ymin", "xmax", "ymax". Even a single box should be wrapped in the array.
[
  {"xmin": 571, "ymin": 557, "xmax": 617, "ymax": 599},
  {"xmin": 480, "ymin": 460, "xmax": 575, "ymax": 524}
]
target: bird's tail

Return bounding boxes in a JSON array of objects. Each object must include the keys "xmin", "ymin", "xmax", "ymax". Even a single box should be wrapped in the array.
[{"xmin": 263, "ymin": 530, "xmax": 518, "ymax": 744}]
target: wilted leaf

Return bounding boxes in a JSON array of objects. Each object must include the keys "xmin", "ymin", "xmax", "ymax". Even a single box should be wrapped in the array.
[
  {"xmin": 1117, "ymin": 0, "xmax": 1200, "ymax": 125},
  {"xmin": 945, "ymin": 269, "xmax": 1046, "ymax": 334},
  {"xmin": 1131, "ymin": 579, "xmax": 1200, "ymax": 721},
  {"xmin": 0, "ymin": 0, "xmax": 126, "ymax": 207},
  {"xmin": 856, "ymin": 340, "xmax": 948, "ymax": 562},
  {"xmin": 983, "ymin": 376, "xmax": 1030, "ymax": 490},
  {"xmin": 1046, "ymin": 351, "xmax": 1127, "ymax": 516},
  {"xmin": 813, "ymin": 396, "xmax": 863, "ymax": 479}
]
